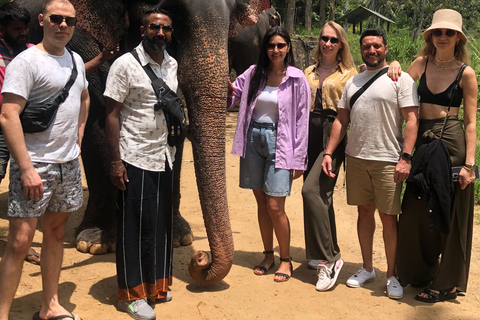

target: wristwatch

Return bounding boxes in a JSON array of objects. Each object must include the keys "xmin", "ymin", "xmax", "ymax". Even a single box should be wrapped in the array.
[
  {"xmin": 401, "ymin": 152, "xmax": 412, "ymax": 161},
  {"xmin": 464, "ymin": 163, "xmax": 477, "ymax": 170}
]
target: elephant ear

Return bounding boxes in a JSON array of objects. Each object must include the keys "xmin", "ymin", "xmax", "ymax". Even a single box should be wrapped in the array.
[
  {"xmin": 72, "ymin": 0, "xmax": 128, "ymax": 51},
  {"xmin": 229, "ymin": 0, "xmax": 271, "ymax": 38}
]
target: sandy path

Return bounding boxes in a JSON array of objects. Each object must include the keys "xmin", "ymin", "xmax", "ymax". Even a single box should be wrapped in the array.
[{"xmin": 0, "ymin": 111, "xmax": 479, "ymax": 319}]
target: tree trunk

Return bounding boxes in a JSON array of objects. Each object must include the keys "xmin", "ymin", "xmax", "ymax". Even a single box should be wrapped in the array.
[
  {"xmin": 412, "ymin": 0, "xmax": 426, "ymax": 41},
  {"xmin": 344, "ymin": 0, "xmax": 349, "ymax": 32},
  {"xmin": 319, "ymin": 0, "xmax": 326, "ymax": 28},
  {"xmin": 329, "ymin": 0, "xmax": 335, "ymax": 21},
  {"xmin": 286, "ymin": 0, "xmax": 296, "ymax": 35},
  {"xmin": 305, "ymin": 0, "xmax": 312, "ymax": 31}
]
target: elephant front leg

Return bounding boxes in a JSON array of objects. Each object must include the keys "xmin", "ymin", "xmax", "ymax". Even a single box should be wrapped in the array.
[{"xmin": 76, "ymin": 120, "xmax": 117, "ymax": 255}]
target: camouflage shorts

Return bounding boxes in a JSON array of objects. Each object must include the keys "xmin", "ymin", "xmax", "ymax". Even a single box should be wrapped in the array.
[{"xmin": 7, "ymin": 158, "xmax": 83, "ymax": 218}]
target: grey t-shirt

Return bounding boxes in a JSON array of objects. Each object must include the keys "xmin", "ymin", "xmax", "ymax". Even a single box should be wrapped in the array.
[
  {"xmin": 338, "ymin": 67, "xmax": 419, "ymax": 163},
  {"xmin": 2, "ymin": 46, "xmax": 88, "ymax": 163}
]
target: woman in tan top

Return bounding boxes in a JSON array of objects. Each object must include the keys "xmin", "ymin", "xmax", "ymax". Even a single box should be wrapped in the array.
[{"xmin": 301, "ymin": 21, "xmax": 357, "ymax": 291}]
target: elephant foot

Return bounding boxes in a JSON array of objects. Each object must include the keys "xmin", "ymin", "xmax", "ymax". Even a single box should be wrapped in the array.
[
  {"xmin": 172, "ymin": 211, "xmax": 194, "ymax": 248},
  {"xmin": 75, "ymin": 226, "xmax": 116, "ymax": 255}
]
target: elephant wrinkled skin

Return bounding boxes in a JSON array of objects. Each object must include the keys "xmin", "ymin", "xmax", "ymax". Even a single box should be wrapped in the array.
[{"xmin": 17, "ymin": 0, "xmax": 270, "ymax": 284}]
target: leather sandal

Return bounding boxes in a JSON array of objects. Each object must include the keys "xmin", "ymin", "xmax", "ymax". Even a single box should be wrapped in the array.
[
  {"xmin": 253, "ymin": 250, "xmax": 275, "ymax": 275},
  {"xmin": 415, "ymin": 288, "xmax": 457, "ymax": 303},
  {"xmin": 274, "ymin": 257, "xmax": 293, "ymax": 282}
]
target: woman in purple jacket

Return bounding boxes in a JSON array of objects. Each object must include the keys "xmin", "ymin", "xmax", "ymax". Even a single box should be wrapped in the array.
[{"xmin": 227, "ymin": 26, "xmax": 310, "ymax": 282}]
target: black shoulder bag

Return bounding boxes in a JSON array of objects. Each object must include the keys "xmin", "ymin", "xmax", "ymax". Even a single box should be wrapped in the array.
[
  {"xmin": 349, "ymin": 67, "xmax": 388, "ymax": 109},
  {"xmin": 20, "ymin": 49, "xmax": 78, "ymax": 133},
  {"xmin": 130, "ymin": 50, "xmax": 187, "ymax": 148}
]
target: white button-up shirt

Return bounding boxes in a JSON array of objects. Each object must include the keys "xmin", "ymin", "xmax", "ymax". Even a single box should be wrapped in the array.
[{"xmin": 104, "ymin": 43, "xmax": 178, "ymax": 172}]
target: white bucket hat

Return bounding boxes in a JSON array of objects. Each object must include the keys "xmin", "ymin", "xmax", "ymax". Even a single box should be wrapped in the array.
[{"xmin": 423, "ymin": 9, "xmax": 467, "ymax": 43}]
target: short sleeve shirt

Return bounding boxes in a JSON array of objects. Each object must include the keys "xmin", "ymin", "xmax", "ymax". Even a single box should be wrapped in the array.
[
  {"xmin": 338, "ymin": 67, "xmax": 419, "ymax": 163},
  {"xmin": 104, "ymin": 44, "xmax": 178, "ymax": 172},
  {"xmin": 1, "ymin": 46, "xmax": 88, "ymax": 163}
]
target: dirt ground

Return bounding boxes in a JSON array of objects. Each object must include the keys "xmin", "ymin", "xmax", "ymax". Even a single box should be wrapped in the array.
[{"xmin": 1, "ymin": 111, "xmax": 480, "ymax": 320}]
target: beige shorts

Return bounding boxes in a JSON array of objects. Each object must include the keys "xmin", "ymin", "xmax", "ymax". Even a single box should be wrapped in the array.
[{"xmin": 345, "ymin": 155, "xmax": 402, "ymax": 215}]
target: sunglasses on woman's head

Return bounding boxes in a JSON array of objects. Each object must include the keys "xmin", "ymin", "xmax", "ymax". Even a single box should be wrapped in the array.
[
  {"xmin": 320, "ymin": 36, "xmax": 339, "ymax": 44},
  {"xmin": 266, "ymin": 42, "xmax": 288, "ymax": 50},
  {"xmin": 431, "ymin": 29, "xmax": 457, "ymax": 37},
  {"xmin": 148, "ymin": 23, "xmax": 173, "ymax": 33},
  {"xmin": 49, "ymin": 14, "xmax": 76, "ymax": 27}
]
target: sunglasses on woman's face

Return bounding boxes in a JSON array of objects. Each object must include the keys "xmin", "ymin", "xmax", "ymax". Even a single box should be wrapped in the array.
[
  {"xmin": 266, "ymin": 42, "xmax": 288, "ymax": 50},
  {"xmin": 320, "ymin": 36, "xmax": 339, "ymax": 44},
  {"xmin": 431, "ymin": 29, "xmax": 457, "ymax": 37},
  {"xmin": 49, "ymin": 14, "xmax": 76, "ymax": 27}
]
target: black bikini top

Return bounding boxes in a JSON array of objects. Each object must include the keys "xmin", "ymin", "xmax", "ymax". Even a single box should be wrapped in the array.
[{"xmin": 417, "ymin": 59, "xmax": 465, "ymax": 107}]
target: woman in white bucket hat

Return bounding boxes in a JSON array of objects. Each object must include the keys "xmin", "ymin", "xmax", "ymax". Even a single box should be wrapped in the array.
[{"xmin": 388, "ymin": 9, "xmax": 477, "ymax": 303}]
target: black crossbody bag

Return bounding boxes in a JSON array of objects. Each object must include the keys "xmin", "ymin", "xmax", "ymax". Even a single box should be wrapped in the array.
[
  {"xmin": 20, "ymin": 49, "xmax": 78, "ymax": 133},
  {"xmin": 130, "ymin": 50, "xmax": 187, "ymax": 148}
]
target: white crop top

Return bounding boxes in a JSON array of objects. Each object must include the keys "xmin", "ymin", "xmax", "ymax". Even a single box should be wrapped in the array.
[{"xmin": 252, "ymin": 86, "xmax": 279, "ymax": 123}]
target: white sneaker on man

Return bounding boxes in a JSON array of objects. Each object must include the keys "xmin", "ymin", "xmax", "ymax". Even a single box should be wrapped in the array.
[
  {"xmin": 116, "ymin": 298, "xmax": 156, "ymax": 320},
  {"xmin": 386, "ymin": 276, "xmax": 403, "ymax": 299},
  {"xmin": 316, "ymin": 258, "xmax": 344, "ymax": 291},
  {"xmin": 308, "ymin": 259, "xmax": 319, "ymax": 269},
  {"xmin": 346, "ymin": 267, "xmax": 376, "ymax": 288}
]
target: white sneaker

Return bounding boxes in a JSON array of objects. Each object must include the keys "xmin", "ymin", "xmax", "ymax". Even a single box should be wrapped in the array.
[
  {"xmin": 116, "ymin": 298, "xmax": 156, "ymax": 320},
  {"xmin": 346, "ymin": 267, "xmax": 376, "ymax": 288},
  {"xmin": 386, "ymin": 276, "xmax": 403, "ymax": 299},
  {"xmin": 308, "ymin": 259, "xmax": 319, "ymax": 269},
  {"xmin": 316, "ymin": 258, "xmax": 344, "ymax": 291}
]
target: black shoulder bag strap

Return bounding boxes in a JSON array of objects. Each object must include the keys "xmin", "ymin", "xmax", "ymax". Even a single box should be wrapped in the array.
[
  {"xmin": 130, "ymin": 49, "xmax": 169, "ymax": 94},
  {"xmin": 438, "ymin": 63, "xmax": 467, "ymax": 139},
  {"xmin": 55, "ymin": 49, "xmax": 78, "ymax": 105},
  {"xmin": 349, "ymin": 67, "xmax": 388, "ymax": 110}
]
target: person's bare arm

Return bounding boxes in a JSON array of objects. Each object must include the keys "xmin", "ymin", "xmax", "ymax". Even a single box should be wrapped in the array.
[
  {"xmin": 322, "ymin": 108, "xmax": 350, "ymax": 178},
  {"xmin": 458, "ymin": 66, "xmax": 478, "ymax": 190},
  {"xmin": 0, "ymin": 93, "xmax": 43, "ymax": 200},
  {"xmin": 394, "ymin": 106, "xmax": 418, "ymax": 183},
  {"xmin": 84, "ymin": 47, "xmax": 120, "ymax": 77},
  {"xmin": 105, "ymin": 96, "xmax": 128, "ymax": 190},
  {"xmin": 77, "ymin": 88, "xmax": 90, "ymax": 151}
]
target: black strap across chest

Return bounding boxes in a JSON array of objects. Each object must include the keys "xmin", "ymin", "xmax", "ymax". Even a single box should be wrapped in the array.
[{"xmin": 349, "ymin": 67, "xmax": 388, "ymax": 109}]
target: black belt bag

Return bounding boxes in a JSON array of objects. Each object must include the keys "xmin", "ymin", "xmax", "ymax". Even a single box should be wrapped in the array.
[
  {"xmin": 130, "ymin": 49, "xmax": 187, "ymax": 148},
  {"xmin": 20, "ymin": 49, "xmax": 78, "ymax": 133}
]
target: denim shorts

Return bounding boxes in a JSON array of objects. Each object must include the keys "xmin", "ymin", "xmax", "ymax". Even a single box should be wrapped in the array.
[
  {"xmin": 8, "ymin": 158, "xmax": 83, "ymax": 218},
  {"xmin": 240, "ymin": 121, "xmax": 292, "ymax": 197}
]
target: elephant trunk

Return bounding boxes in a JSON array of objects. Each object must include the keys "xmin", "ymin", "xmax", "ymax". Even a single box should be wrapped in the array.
[{"xmin": 178, "ymin": 16, "xmax": 234, "ymax": 284}]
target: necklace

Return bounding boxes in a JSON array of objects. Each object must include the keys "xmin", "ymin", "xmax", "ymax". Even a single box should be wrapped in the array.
[
  {"xmin": 319, "ymin": 61, "xmax": 338, "ymax": 72},
  {"xmin": 433, "ymin": 58, "xmax": 454, "ymax": 73},
  {"xmin": 434, "ymin": 56, "xmax": 455, "ymax": 63},
  {"xmin": 433, "ymin": 56, "xmax": 456, "ymax": 73}
]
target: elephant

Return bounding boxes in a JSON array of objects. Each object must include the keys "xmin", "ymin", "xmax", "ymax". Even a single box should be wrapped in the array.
[
  {"xmin": 228, "ymin": 7, "xmax": 280, "ymax": 76},
  {"xmin": 17, "ymin": 0, "xmax": 271, "ymax": 284}
]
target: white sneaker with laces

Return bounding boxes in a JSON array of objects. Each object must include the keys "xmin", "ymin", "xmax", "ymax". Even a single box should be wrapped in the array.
[
  {"xmin": 308, "ymin": 259, "xmax": 319, "ymax": 269},
  {"xmin": 316, "ymin": 258, "xmax": 344, "ymax": 291},
  {"xmin": 116, "ymin": 298, "xmax": 156, "ymax": 320},
  {"xmin": 386, "ymin": 276, "xmax": 403, "ymax": 299},
  {"xmin": 346, "ymin": 267, "xmax": 376, "ymax": 288}
]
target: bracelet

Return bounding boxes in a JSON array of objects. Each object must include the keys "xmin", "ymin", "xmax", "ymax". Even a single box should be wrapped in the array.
[
  {"xmin": 463, "ymin": 165, "xmax": 474, "ymax": 171},
  {"xmin": 110, "ymin": 160, "xmax": 122, "ymax": 164},
  {"xmin": 323, "ymin": 153, "xmax": 332, "ymax": 158}
]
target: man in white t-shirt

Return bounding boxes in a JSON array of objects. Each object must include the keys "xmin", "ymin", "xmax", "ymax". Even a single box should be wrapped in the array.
[
  {"xmin": 104, "ymin": 7, "xmax": 177, "ymax": 320},
  {"xmin": 322, "ymin": 29, "xmax": 419, "ymax": 300},
  {"xmin": 0, "ymin": 1, "xmax": 88, "ymax": 319}
]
